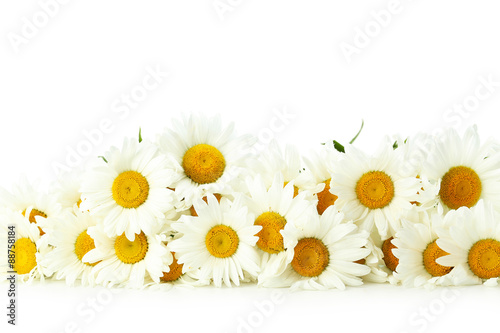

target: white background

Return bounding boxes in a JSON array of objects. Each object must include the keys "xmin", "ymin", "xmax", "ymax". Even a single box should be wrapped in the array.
[{"xmin": 1, "ymin": 1, "xmax": 500, "ymax": 332}]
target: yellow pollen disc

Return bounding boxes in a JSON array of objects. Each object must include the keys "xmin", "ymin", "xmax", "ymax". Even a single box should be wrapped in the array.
[
  {"xmin": 22, "ymin": 208, "xmax": 47, "ymax": 236},
  {"xmin": 317, "ymin": 179, "xmax": 338, "ymax": 215},
  {"xmin": 114, "ymin": 232, "xmax": 149, "ymax": 264},
  {"xmin": 190, "ymin": 193, "xmax": 222, "ymax": 217},
  {"xmin": 112, "ymin": 171, "xmax": 150, "ymax": 209},
  {"xmin": 205, "ymin": 225, "xmax": 239, "ymax": 258},
  {"xmin": 160, "ymin": 252, "xmax": 184, "ymax": 282},
  {"xmin": 439, "ymin": 166, "xmax": 482, "ymax": 210},
  {"xmin": 382, "ymin": 237, "xmax": 399, "ymax": 272},
  {"xmin": 468, "ymin": 239, "xmax": 500, "ymax": 279},
  {"xmin": 355, "ymin": 171, "xmax": 395, "ymax": 209},
  {"xmin": 254, "ymin": 212, "xmax": 287, "ymax": 254},
  {"xmin": 74, "ymin": 230, "xmax": 98, "ymax": 267},
  {"xmin": 182, "ymin": 144, "xmax": 226, "ymax": 184},
  {"xmin": 423, "ymin": 240, "xmax": 452, "ymax": 277},
  {"xmin": 291, "ymin": 238, "xmax": 330, "ymax": 277},
  {"xmin": 13, "ymin": 238, "xmax": 37, "ymax": 275},
  {"xmin": 283, "ymin": 182, "xmax": 299, "ymax": 198}
]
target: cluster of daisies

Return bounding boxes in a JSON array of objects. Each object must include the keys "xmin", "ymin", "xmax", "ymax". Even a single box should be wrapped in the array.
[{"xmin": 3, "ymin": 114, "xmax": 500, "ymax": 291}]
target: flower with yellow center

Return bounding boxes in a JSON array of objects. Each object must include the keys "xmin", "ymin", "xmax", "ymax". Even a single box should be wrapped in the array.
[
  {"xmin": 170, "ymin": 194, "xmax": 261, "ymax": 287},
  {"xmin": 245, "ymin": 173, "xmax": 317, "ymax": 278},
  {"xmin": 42, "ymin": 207, "xmax": 101, "ymax": 286},
  {"xmin": 392, "ymin": 214, "xmax": 455, "ymax": 288},
  {"xmin": 81, "ymin": 138, "xmax": 178, "ymax": 241},
  {"xmin": 0, "ymin": 177, "xmax": 63, "ymax": 237},
  {"xmin": 330, "ymin": 141, "xmax": 422, "ymax": 239},
  {"xmin": 259, "ymin": 206, "xmax": 370, "ymax": 290},
  {"xmin": 0, "ymin": 209, "xmax": 49, "ymax": 283},
  {"xmin": 436, "ymin": 200, "xmax": 500, "ymax": 286},
  {"xmin": 157, "ymin": 113, "xmax": 256, "ymax": 211},
  {"xmin": 316, "ymin": 179, "xmax": 338, "ymax": 215},
  {"xmin": 381, "ymin": 237, "xmax": 399, "ymax": 272},
  {"xmin": 303, "ymin": 142, "xmax": 343, "ymax": 214},
  {"xmin": 424, "ymin": 126, "xmax": 500, "ymax": 213},
  {"xmin": 160, "ymin": 252, "xmax": 184, "ymax": 282},
  {"xmin": 83, "ymin": 222, "xmax": 172, "ymax": 289}
]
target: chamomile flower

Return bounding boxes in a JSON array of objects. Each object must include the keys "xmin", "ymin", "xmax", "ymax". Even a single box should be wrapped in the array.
[
  {"xmin": 146, "ymin": 234, "xmax": 210, "ymax": 290},
  {"xmin": 0, "ymin": 210, "xmax": 51, "ymax": 283},
  {"xmin": 392, "ymin": 214, "xmax": 454, "ymax": 288},
  {"xmin": 83, "ymin": 222, "xmax": 172, "ymax": 289},
  {"xmin": 244, "ymin": 173, "xmax": 317, "ymax": 279},
  {"xmin": 436, "ymin": 200, "xmax": 500, "ymax": 286},
  {"xmin": 0, "ymin": 177, "xmax": 62, "ymax": 236},
  {"xmin": 303, "ymin": 142, "xmax": 342, "ymax": 215},
  {"xmin": 331, "ymin": 141, "xmax": 422, "ymax": 239},
  {"xmin": 157, "ymin": 113, "xmax": 255, "ymax": 210},
  {"xmin": 42, "ymin": 207, "xmax": 99, "ymax": 286},
  {"xmin": 169, "ymin": 194, "xmax": 261, "ymax": 287},
  {"xmin": 260, "ymin": 206, "xmax": 370, "ymax": 290},
  {"xmin": 424, "ymin": 126, "xmax": 500, "ymax": 213},
  {"xmin": 81, "ymin": 138, "xmax": 178, "ymax": 241}
]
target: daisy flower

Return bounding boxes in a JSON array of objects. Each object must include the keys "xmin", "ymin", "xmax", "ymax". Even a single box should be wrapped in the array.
[
  {"xmin": 436, "ymin": 200, "xmax": 500, "ymax": 286},
  {"xmin": 0, "ymin": 176, "xmax": 62, "ymax": 236},
  {"xmin": 244, "ymin": 173, "xmax": 317, "ymax": 280},
  {"xmin": 0, "ymin": 209, "xmax": 51, "ymax": 283},
  {"xmin": 169, "ymin": 194, "xmax": 261, "ymax": 287},
  {"xmin": 424, "ymin": 126, "xmax": 500, "ymax": 213},
  {"xmin": 156, "ymin": 113, "xmax": 255, "ymax": 210},
  {"xmin": 330, "ymin": 140, "xmax": 422, "ymax": 239},
  {"xmin": 260, "ymin": 206, "xmax": 370, "ymax": 290},
  {"xmin": 83, "ymin": 222, "xmax": 172, "ymax": 289},
  {"xmin": 303, "ymin": 142, "xmax": 342, "ymax": 215},
  {"xmin": 81, "ymin": 138, "xmax": 178, "ymax": 241},
  {"xmin": 42, "ymin": 207, "xmax": 99, "ymax": 286},
  {"xmin": 392, "ymin": 213, "xmax": 454, "ymax": 288},
  {"xmin": 145, "ymin": 233, "xmax": 210, "ymax": 290}
]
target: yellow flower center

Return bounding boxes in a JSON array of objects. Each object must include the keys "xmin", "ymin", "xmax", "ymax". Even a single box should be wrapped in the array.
[
  {"xmin": 355, "ymin": 171, "xmax": 394, "ymax": 209},
  {"xmin": 182, "ymin": 144, "xmax": 226, "ymax": 184},
  {"xmin": 114, "ymin": 232, "xmax": 149, "ymax": 264},
  {"xmin": 423, "ymin": 240, "xmax": 453, "ymax": 277},
  {"xmin": 382, "ymin": 237, "xmax": 399, "ymax": 272},
  {"xmin": 439, "ymin": 166, "xmax": 482, "ymax": 210},
  {"xmin": 75, "ymin": 230, "xmax": 98, "ymax": 267},
  {"xmin": 468, "ymin": 239, "xmax": 500, "ymax": 279},
  {"xmin": 190, "ymin": 193, "xmax": 222, "ymax": 217},
  {"xmin": 291, "ymin": 237, "xmax": 330, "ymax": 277},
  {"xmin": 112, "ymin": 171, "xmax": 150, "ymax": 209},
  {"xmin": 316, "ymin": 179, "xmax": 338, "ymax": 215},
  {"xmin": 160, "ymin": 252, "xmax": 184, "ymax": 282},
  {"xmin": 13, "ymin": 238, "xmax": 37, "ymax": 275},
  {"xmin": 205, "ymin": 225, "xmax": 239, "ymax": 258},
  {"xmin": 254, "ymin": 212, "xmax": 287, "ymax": 254},
  {"xmin": 283, "ymin": 182, "xmax": 299, "ymax": 198},
  {"xmin": 22, "ymin": 208, "xmax": 47, "ymax": 236}
]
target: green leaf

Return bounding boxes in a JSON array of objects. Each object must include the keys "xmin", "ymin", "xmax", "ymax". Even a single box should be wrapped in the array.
[
  {"xmin": 393, "ymin": 141, "xmax": 398, "ymax": 150},
  {"xmin": 333, "ymin": 140, "xmax": 345, "ymax": 153},
  {"xmin": 98, "ymin": 156, "xmax": 108, "ymax": 163},
  {"xmin": 139, "ymin": 127, "xmax": 143, "ymax": 143}
]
